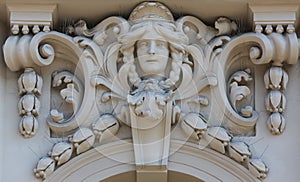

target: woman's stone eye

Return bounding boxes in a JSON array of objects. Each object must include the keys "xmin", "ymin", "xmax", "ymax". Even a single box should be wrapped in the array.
[
  {"xmin": 157, "ymin": 41, "xmax": 166, "ymax": 47},
  {"xmin": 140, "ymin": 41, "xmax": 148, "ymax": 47}
]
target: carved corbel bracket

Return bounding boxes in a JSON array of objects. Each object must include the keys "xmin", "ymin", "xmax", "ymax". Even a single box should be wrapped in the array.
[
  {"xmin": 248, "ymin": 4, "xmax": 300, "ymax": 135},
  {"xmin": 221, "ymin": 31, "xmax": 297, "ymax": 135}
]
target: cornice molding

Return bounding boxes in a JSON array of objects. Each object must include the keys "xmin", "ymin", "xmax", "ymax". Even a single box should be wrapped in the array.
[
  {"xmin": 249, "ymin": 4, "xmax": 299, "ymax": 33},
  {"xmin": 6, "ymin": 4, "xmax": 57, "ymax": 34}
]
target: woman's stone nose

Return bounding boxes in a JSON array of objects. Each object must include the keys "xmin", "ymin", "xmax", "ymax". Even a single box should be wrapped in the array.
[{"xmin": 148, "ymin": 40, "xmax": 156, "ymax": 55}]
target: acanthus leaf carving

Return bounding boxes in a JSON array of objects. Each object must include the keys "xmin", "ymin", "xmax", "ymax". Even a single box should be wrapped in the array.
[
  {"xmin": 48, "ymin": 70, "xmax": 83, "ymax": 135},
  {"xmin": 9, "ymin": 1, "xmax": 300, "ymax": 180},
  {"xmin": 228, "ymin": 69, "xmax": 253, "ymax": 118}
]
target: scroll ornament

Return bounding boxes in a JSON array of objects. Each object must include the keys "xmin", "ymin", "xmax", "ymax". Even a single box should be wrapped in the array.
[{"xmin": 5, "ymin": 1, "xmax": 300, "ymax": 180}]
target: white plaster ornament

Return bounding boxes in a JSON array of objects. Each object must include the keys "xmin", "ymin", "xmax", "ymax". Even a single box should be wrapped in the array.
[
  {"xmin": 8, "ymin": 1, "xmax": 300, "ymax": 180},
  {"xmin": 17, "ymin": 68, "xmax": 42, "ymax": 138}
]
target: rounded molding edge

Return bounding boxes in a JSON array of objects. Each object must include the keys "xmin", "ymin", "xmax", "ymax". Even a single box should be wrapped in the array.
[{"xmin": 45, "ymin": 140, "xmax": 258, "ymax": 182}]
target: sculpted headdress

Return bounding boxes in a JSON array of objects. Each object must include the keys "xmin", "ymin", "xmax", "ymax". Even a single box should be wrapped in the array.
[{"xmin": 129, "ymin": 2, "xmax": 174, "ymax": 22}]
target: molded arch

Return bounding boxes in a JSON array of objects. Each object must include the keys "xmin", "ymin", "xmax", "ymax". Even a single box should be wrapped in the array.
[{"xmin": 45, "ymin": 140, "xmax": 258, "ymax": 182}]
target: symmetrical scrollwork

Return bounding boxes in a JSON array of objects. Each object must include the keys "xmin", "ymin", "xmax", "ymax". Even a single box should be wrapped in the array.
[{"xmin": 7, "ymin": 1, "xmax": 300, "ymax": 180}]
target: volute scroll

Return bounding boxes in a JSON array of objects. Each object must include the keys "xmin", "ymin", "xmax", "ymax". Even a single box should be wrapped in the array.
[{"xmin": 8, "ymin": 2, "xmax": 300, "ymax": 181}]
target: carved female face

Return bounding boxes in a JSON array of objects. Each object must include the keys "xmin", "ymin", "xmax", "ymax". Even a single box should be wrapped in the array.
[{"xmin": 136, "ymin": 39, "xmax": 169, "ymax": 77}]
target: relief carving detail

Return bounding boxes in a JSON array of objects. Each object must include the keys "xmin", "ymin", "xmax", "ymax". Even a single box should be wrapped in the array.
[
  {"xmin": 18, "ymin": 68, "xmax": 42, "ymax": 138},
  {"xmin": 5, "ymin": 1, "xmax": 300, "ymax": 180}
]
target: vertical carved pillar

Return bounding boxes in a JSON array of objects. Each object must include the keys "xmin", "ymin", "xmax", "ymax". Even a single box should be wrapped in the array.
[
  {"xmin": 264, "ymin": 66, "xmax": 288, "ymax": 134},
  {"xmin": 18, "ymin": 68, "xmax": 42, "ymax": 138}
]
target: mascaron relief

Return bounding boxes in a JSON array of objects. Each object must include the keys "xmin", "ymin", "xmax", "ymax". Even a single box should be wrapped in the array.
[{"xmin": 4, "ymin": 1, "xmax": 300, "ymax": 180}]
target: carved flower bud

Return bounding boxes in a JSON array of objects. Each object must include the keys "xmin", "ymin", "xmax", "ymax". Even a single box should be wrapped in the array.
[
  {"xmin": 265, "ymin": 90, "xmax": 286, "ymax": 113},
  {"xmin": 34, "ymin": 157, "xmax": 55, "ymax": 179},
  {"xmin": 267, "ymin": 113, "xmax": 285, "ymax": 135},
  {"xmin": 181, "ymin": 112, "xmax": 207, "ymax": 140},
  {"xmin": 264, "ymin": 67, "xmax": 288, "ymax": 90},
  {"xmin": 92, "ymin": 114, "xmax": 120, "ymax": 144},
  {"xmin": 19, "ymin": 115, "xmax": 38, "ymax": 138},
  {"xmin": 205, "ymin": 127, "xmax": 232, "ymax": 154},
  {"xmin": 229, "ymin": 142, "xmax": 251, "ymax": 163},
  {"xmin": 18, "ymin": 94, "xmax": 40, "ymax": 116},
  {"xmin": 18, "ymin": 68, "xmax": 42, "ymax": 95},
  {"xmin": 49, "ymin": 142, "xmax": 73, "ymax": 166},
  {"xmin": 249, "ymin": 159, "xmax": 268, "ymax": 179},
  {"xmin": 70, "ymin": 128, "xmax": 95, "ymax": 155}
]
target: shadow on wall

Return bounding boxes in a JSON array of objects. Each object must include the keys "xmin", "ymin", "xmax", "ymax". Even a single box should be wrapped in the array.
[{"xmin": 0, "ymin": 22, "xmax": 8, "ymax": 68}]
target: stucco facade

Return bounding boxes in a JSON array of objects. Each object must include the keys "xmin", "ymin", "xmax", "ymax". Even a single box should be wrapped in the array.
[{"xmin": 0, "ymin": 1, "xmax": 300, "ymax": 181}]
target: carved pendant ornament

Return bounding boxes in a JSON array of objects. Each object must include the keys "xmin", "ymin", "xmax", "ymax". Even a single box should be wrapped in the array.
[
  {"xmin": 18, "ymin": 68, "xmax": 43, "ymax": 138},
  {"xmin": 3, "ymin": 1, "xmax": 300, "ymax": 180}
]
